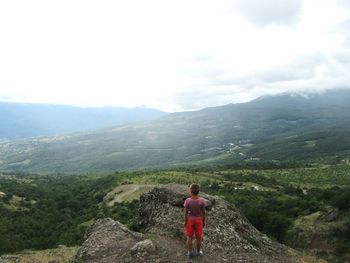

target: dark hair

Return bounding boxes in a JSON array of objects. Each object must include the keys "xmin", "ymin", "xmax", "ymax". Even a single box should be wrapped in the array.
[{"xmin": 190, "ymin": 183, "xmax": 200, "ymax": 195}]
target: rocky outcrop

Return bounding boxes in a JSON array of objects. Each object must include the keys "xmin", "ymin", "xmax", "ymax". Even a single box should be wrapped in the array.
[
  {"xmin": 74, "ymin": 184, "xmax": 304, "ymax": 263},
  {"xmin": 74, "ymin": 218, "xmax": 163, "ymax": 263}
]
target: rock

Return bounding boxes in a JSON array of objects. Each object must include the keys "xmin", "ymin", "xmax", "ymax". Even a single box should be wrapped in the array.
[
  {"xmin": 73, "ymin": 218, "xmax": 148, "ymax": 263},
  {"xmin": 130, "ymin": 239, "xmax": 156, "ymax": 255},
  {"xmin": 139, "ymin": 184, "xmax": 294, "ymax": 262},
  {"xmin": 74, "ymin": 184, "xmax": 320, "ymax": 263}
]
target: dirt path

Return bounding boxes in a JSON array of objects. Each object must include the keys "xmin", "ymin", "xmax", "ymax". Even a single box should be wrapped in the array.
[{"xmin": 152, "ymin": 234, "xmax": 226, "ymax": 263}]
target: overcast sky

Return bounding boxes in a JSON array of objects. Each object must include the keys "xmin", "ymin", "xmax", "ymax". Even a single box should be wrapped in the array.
[{"xmin": 1, "ymin": 0, "xmax": 350, "ymax": 112}]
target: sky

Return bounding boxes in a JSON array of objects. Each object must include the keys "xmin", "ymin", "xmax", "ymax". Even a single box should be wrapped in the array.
[{"xmin": 1, "ymin": 0, "xmax": 350, "ymax": 112}]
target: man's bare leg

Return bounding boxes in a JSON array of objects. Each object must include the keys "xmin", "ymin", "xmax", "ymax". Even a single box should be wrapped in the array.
[
  {"xmin": 196, "ymin": 237, "xmax": 204, "ymax": 256},
  {"xmin": 196, "ymin": 237, "xmax": 202, "ymax": 253},
  {"xmin": 187, "ymin": 236, "xmax": 193, "ymax": 252}
]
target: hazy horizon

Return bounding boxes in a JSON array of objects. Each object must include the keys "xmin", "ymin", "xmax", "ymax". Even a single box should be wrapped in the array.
[{"xmin": 1, "ymin": 87, "xmax": 350, "ymax": 114}]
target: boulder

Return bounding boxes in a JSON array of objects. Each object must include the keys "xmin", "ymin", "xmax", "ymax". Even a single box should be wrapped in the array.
[{"xmin": 130, "ymin": 239, "xmax": 156, "ymax": 255}]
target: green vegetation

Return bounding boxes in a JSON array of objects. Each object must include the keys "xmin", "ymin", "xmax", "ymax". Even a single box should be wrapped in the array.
[
  {"xmin": 0, "ymin": 247, "xmax": 78, "ymax": 263},
  {"xmin": 0, "ymin": 173, "xmax": 117, "ymax": 253},
  {"xmin": 1, "ymin": 163, "xmax": 350, "ymax": 262}
]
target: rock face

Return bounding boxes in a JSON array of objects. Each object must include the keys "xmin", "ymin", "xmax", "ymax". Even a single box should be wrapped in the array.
[
  {"xmin": 74, "ymin": 219, "xmax": 148, "ymax": 262},
  {"xmin": 74, "ymin": 184, "xmax": 302, "ymax": 263}
]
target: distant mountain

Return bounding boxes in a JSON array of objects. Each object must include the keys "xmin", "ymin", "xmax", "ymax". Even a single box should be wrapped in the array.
[
  {"xmin": 1, "ymin": 89, "xmax": 350, "ymax": 174},
  {"xmin": 0, "ymin": 103, "xmax": 166, "ymax": 139}
]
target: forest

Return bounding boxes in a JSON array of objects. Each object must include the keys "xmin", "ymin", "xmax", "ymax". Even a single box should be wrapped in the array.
[{"xmin": 1, "ymin": 162, "xmax": 350, "ymax": 262}]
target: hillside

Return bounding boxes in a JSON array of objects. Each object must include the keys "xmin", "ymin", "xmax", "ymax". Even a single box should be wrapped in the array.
[
  {"xmin": 1, "ymin": 89, "xmax": 350, "ymax": 173},
  {"xmin": 73, "ymin": 184, "xmax": 309, "ymax": 263},
  {"xmin": 1, "ymin": 166, "xmax": 350, "ymax": 262},
  {"xmin": 0, "ymin": 102, "xmax": 166, "ymax": 139}
]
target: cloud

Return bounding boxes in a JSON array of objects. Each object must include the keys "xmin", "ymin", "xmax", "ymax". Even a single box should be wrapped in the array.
[
  {"xmin": 332, "ymin": 19, "xmax": 350, "ymax": 48},
  {"xmin": 337, "ymin": 0, "xmax": 350, "ymax": 9},
  {"xmin": 332, "ymin": 50, "xmax": 350, "ymax": 64},
  {"xmin": 184, "ymin": 52, "xmax": 326, "ymax": 87},
  {"xmin": 259, "ymin": 53, "xmax": 326, "ymax": 83},
  {"xmin": 174, "ymin": 49, "xmax": 350, "ymax": 110},
  {"xmin": 172, "ymin": 85, "xmax": 252, "ymax": 110},
  {"xmin": 0, "ymin": 0, "xmax": 349, "ymax": 112},
  {"xmin": 330, "ymin": 20, "xmax": 350, "ymax": 64},
  {"xmin": 234, "ymin": 0, "xmax": 302, "ymax": 27}
]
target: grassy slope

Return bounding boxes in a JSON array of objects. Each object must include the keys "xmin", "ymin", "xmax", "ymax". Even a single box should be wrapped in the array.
[{"xmin": 0, "ymin": 247, "xmax": 78, "ymax": 263}]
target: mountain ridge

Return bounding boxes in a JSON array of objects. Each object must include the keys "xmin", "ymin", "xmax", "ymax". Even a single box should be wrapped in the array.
[
  {"xmin": 0, "ymin": 102, "xmax": 166, "ymax": 139},
  {"xmin": 1, "ymin": 89, "xmax": 350, "ymax": 174}
]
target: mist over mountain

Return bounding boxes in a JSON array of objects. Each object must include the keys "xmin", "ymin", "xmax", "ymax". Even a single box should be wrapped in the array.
[
  {"xmin": 1, "ymin": 89, "xmax": 350, "ymax": 173},
  {"xmin": 0, "ymin": 102, "xmax": 166, "ymax": 139}
]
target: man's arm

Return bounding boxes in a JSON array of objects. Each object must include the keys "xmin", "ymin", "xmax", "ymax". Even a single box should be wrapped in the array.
[
  {"xmin": 201, "ymin": 206, "xmax": 206, "ymax": 226},
  {"xmin": 202, "ymin": 199, "xmax": 207, "ymax": 226},
  {"xmin": 184, "ymin": 206, "xmax": 188, "ymax": 227}
]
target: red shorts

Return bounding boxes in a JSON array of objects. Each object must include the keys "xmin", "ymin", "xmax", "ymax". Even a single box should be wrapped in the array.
[{"xmin": 185, "ymin": 217, "xmax": 203, "ymax": 238}]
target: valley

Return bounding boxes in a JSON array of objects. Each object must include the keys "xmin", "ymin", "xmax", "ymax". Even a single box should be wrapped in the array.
[{"xmin": 1, "ymin": 90, "xmax": 350, "ymax": 174}]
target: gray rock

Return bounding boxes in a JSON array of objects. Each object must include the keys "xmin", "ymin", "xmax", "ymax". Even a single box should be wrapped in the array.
[
  {"xmin": 139, "ymin": 184, "xmax": 295, "ymax": 262},
  {"xmin": 130, "ymin": 239, "xmax": 156, "ymax": 255}
]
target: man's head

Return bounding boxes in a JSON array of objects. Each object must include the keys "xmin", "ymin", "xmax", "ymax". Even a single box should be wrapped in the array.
[{"xmin": 189, "ymin": 183, "xmax": 200, "ymax": 195}]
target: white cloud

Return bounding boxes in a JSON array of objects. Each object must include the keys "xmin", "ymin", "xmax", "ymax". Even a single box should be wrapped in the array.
[
  {"xmin": 233, "ymin": 0, "xmax": 302, "ymax": 27},
  {"xmin": 0, "ymin": 0, "xmax": 350, "ymax": 112}
]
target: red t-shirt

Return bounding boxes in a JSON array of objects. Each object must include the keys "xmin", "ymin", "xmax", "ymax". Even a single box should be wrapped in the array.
[{"xmin": 184, "ymin": 197, "xmax": 206, "ymax": 219}]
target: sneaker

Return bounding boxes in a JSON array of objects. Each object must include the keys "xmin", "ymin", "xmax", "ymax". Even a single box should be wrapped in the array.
[
  {"xmin": 187, "ymin": 251, "xmax": 194, "ymax": 258},
  {"xmin": 197, "ymin": 250, "xmax": 204, "ymax": 257}
]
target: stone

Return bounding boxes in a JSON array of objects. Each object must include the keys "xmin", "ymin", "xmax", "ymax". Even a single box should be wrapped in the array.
[{"xmin": 130, "ymin": 239, "xmax": 156, "ymax": 255}]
